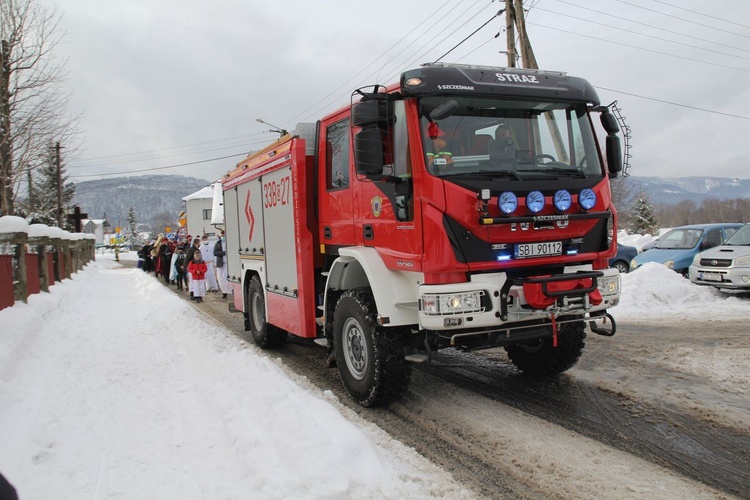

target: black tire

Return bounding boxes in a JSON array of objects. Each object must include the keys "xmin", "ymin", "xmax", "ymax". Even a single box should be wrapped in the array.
[
  {"xmin": 246, "ymin": 276, "xmax": 287, "ymax": 349},
  {"xmin": 505, "ymin": 320, "xmax": 586, "ymax": 376},
  {"xmin": 333, "ymin": 288, "xmax": 411, "ymax": 407},
  {"xmin": 612, "ymin": 260, "xmax": 629, "ymax": 274}
]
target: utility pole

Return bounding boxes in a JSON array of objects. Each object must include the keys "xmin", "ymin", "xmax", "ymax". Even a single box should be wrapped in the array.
[
  {"xmin": 55, "ymin": 142, "xmax": 63, "ymax": 227},
  {"xmin": 514, "ymin": 0, "xmax": 538, "ymax": 69},
  {"xmin": 505, "ymin": 0, "xmax": 516, "ymax": 67}
]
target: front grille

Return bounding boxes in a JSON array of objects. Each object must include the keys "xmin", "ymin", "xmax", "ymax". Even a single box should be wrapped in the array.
[{"xmin": 699, "ymin": 258, "xmax": 733, "ymax": 268}]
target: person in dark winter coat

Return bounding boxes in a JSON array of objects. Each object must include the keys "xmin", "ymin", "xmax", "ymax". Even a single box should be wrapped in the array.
[
  {"xmin": 214, "ymin": 230, "xmax": 231, "ymax": 298},
  {"xmin": 0, "ymin": 471, "xmax": 18, "ymax": 500},
  {"xmin": 159, "ymin": 243, "xmax": 173, "ymax": 284},
  {"xmin": 174, "ymin": 246, "xmax": 187, "ymax": 290},
  {"xmin": 187, "ymin": 250, "xmax": 208, "ymax": 302}
]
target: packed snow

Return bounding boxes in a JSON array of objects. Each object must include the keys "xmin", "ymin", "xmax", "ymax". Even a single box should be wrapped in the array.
[{"xmin": 0, "ymin": 242, "xmax": 747, "ymax": 498}]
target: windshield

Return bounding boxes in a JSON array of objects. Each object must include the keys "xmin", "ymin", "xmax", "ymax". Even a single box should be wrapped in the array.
[
  {"xmin": 655, "ymin": 228, "xmax": 703, "ymax": 250},
  {"xmin": 419, "ymin": 96, "xmax": 603, "ymax": 180},
  {"xmin": 724, "ymin": 225, "xmax": 750, "ymax": 246}
]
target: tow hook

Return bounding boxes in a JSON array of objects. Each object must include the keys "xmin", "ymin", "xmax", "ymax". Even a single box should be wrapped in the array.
[{"xmin": 588, "ymin": 313, "xmax": 616, "ymax": 337}]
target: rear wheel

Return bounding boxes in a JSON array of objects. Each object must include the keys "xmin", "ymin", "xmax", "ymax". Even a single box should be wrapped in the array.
[
  {"xmin": 246, "ymin": 276, "xmax": 287, "ymax": 348},
  {"xmin": 333, "ymin": 288, "xmax": 411, "ymax": 407},
  {"xmin": 505, "ymin": 320, "xmax": 586, "ymax": 376}
]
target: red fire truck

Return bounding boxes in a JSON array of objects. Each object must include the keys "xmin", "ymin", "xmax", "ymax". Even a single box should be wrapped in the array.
[{"xmin": 222, "ymin": 63, "xmax": 622, "ymax": 407}]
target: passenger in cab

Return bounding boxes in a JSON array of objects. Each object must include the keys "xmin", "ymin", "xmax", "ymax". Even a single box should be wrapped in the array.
[{"xmin": 426, "ymin": 123, "xmax": 453, "ymax": 174}]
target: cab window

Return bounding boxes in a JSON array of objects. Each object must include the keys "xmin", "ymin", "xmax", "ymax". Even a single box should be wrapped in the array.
[{"xmin": 326, "ymin": 118, "xmax": 350, "ymax": 190}]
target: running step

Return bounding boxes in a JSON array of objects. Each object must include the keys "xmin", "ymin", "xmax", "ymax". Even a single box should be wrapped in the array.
[
  {"xmin": 321, "ymin": 271, "xmax": 330, "ymax": 277},
  {"xmin": 404, "ymin": 354, "xmax": 428, "ymax": 363},
  {"xmin": 313, "ymin": 338, "xmax": 329, "ymax": 347}
]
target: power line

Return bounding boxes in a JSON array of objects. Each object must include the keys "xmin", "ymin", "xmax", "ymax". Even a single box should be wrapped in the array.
[
  {"xmin": 291, "ymin": 0, "xmax": 484, "ymax": 125},
  {"xmin": 72, "ymin": 132, "xmax": 266, "ymax": 164},
  {"xmin": 534, "ymin": 5, "xmax": 750, "ymax": 61},
  {"xmin": 282, "ymin": 0, "xmax": 460, "ymax": 126},
  {"xmin": 69, "ymin": 137, "xmax": 263, "ymax": 168},
  {"xmin": 381, "ymin": 1, "xmax": 489, "ymax": 85},
  {"xmin": 652, "ymin": 0, "xmax": 750, "ymax": 30},
  {"xmin": 554, "ymin": 0, "xmax": 750, "ymax": 55},
  {"xmin": 434, "ymin": 10, "xmax": 503, "ymax": 63},
  {"xmin": 529, "ymin": 21, "xmax": 750, "ymax": 73},
  {"xmin": 616, "ymin": 0, "xmax": 750, "ymax": 40},
  {"xmin": 69, "ymin": 152, "xmax": 248, "ymax": 179},
  {"xmin": 594, "ymin": 85, "xmax": 750, "ymax": 120}
]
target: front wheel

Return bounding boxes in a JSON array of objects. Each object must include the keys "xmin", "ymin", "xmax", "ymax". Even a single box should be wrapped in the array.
[
  {"xmin": 333, "ymin": 288, "xmax": 411, "ymax": 407},
  {"xmin": 246, "ymin": 276, "xmax": 287, "ymax": 349},
  {"xmin": 505, "ymin": 320, "xmax": 586, "ymax": 376},
  {"xmin": 612, "ymin": 260, "xmax": 629, "ymax": 274}
]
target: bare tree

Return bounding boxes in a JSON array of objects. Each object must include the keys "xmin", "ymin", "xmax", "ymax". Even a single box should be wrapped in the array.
[{"xmin": 1, "ymin": 0, "xmax": 81, "ymax": 216}]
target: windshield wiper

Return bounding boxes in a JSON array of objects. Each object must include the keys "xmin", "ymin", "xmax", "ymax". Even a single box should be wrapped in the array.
[
  {"xmin": 441, "ymin": 169, "xmax": 523, "ymax": 181},
  {"xmin": 540, "ymin": 166, "xmax": 588, "ymax": 178}
]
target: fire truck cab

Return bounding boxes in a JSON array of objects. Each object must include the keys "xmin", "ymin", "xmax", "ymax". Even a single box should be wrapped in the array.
[{"xmin": 222, "ymin": 63, "xmax": 623, "ymax": 407}]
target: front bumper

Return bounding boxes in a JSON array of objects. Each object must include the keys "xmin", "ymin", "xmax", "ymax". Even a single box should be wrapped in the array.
[
  {"xmin": 689, "ymin": 264, "xmax": 750, "ymax": 289},
  {"xmin": 417, "ymin": 266, "xmax": 620, "ymax": 331}
]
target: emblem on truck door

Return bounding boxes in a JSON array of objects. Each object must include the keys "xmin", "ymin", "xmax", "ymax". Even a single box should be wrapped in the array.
[{"xmin": 371, "ymin": 196, "xmax": 383, "ymax": 217}]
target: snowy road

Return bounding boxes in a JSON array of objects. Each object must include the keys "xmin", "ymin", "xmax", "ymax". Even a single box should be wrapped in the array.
[
  {"xmin": 181, "ymin": 260, "xmax": 749, "ymax": 498},
  {"xmin": 1, "ymin": 253, "xmax": 748, "ymax": 499}
]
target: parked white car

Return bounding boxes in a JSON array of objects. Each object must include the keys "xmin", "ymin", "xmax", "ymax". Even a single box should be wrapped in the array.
[{"xmin": 689, "ymin": 223, "xmax": 750, "ymax": 290}]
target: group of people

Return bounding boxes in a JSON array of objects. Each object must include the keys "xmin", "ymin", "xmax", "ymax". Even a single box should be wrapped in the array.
[{"xmin": 138, "ymin": 230, "xmax": 232, "ymax": 303}]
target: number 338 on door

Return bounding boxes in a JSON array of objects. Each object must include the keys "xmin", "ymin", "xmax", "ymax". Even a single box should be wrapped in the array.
[{"xmin": 263, "ymin": 175, "xmax": 291, "ymax": 208}]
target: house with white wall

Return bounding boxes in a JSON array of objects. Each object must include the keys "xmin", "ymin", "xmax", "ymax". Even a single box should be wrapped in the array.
[
  {"xmin": 182, "ymin": 184, "xmax": 217, "ymax": 238},
  {"xmin": 81, "ymin": 219, "xmax": 109, "ymax": 246}
]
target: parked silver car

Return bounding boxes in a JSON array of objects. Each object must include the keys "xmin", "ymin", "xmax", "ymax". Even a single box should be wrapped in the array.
[{"xmin": 689, "ymin": 223, "xmax": 750, "ymax": 290}]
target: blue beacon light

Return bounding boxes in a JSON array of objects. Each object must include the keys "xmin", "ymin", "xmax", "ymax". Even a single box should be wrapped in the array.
[
  {"xmin": 526, "ymin": 190, "xmax": 545, "ymax": 213},
  {"xmin": 498, "ymin": 191, "xmax": 518, "ymax": 215}
]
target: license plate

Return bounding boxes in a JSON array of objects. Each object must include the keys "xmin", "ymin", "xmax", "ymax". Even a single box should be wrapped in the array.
[
  {"xmin": 700, "ymin": 272, "xmax": 723, "ymax": 282},
  {"xmin": 515, "ymin": 241, "xmax": 562, "ymax": 259}
]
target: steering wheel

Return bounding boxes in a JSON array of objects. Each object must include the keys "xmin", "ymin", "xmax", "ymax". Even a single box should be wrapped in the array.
[{"xmin": 535, "ymin": 154, "xmax": 556, "ymax": 163}]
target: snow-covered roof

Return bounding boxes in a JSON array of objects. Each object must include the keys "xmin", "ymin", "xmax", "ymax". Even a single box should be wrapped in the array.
[
  {"xmin": 0, "ymin": 215, "xmax": 29, "ymax": 234},
  {"xmin": 182, "ymin": 184, "xmax": 214, "ymax": 201}
]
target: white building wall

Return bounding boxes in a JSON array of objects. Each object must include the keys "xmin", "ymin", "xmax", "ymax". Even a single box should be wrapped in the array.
[{"xmin": 184, "ymin": 198, "xmax": 216, "ymax": 238}]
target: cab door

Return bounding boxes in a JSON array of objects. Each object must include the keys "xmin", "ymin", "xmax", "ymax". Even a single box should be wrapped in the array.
[{"xmin": 317, "ymin": 113, "xmax": 355, "ymax": 249}]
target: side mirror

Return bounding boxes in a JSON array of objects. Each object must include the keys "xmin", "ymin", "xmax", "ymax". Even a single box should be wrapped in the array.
[
  {"xmin": 353, "ymin": 128, "xmax": 384, "ymax": 177},
  {"xmin": 599, "ymin": 110, "xmax": 622, "ymax": 177},
  {"xmin": 600, "ymin": 111, "xmax": 619, "ymax": 134},
  {"xmin": 352, "ymin": 99, "xmax": 387, "ymax": 127},
  {"xmin": 606, "ymin": 135, "xmax": 622, "ymax": 178}
]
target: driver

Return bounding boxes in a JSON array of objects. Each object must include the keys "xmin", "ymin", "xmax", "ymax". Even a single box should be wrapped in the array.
[{"xmin": 488, "ymin": 123, "xmax": 518, "ymax": 165}]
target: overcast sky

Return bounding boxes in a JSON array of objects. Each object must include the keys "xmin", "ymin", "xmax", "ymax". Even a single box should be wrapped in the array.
[{"xmin": 37, "ymin": 0, "xmax": 750, "ymax": 183}]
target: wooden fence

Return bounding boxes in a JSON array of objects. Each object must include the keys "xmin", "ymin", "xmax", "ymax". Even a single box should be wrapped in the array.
[{"xmin": 0, "ymin": 216, "xmax": 96, "ymax": 312}]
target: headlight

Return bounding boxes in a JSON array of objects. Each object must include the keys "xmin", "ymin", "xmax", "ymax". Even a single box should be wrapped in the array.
[
  {"xmin": 735, "ymin": 255, "xmax": 750, "ymax": 267},
  {"xmin": 691, "ymin": 254, "xmax": 701, "ymax": 266},
  {"xmin": 421, "ymin": 291, "xmax": 485, "ymax": 315},
  {"xmin": 597, "ymin": 275, "xmax": 621, "ymax": 295},
  {"xmin": 630, "ymin": 260, "xmax": 638, "ymax": 271},
  {"xmin": 664, "ymin": 260, "xmax": 674, "ymax": 269}
]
